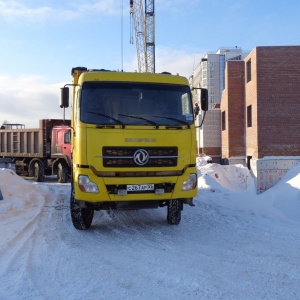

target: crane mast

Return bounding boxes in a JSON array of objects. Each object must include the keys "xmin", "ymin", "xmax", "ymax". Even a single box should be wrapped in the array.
[{"xmin": 130, "ymin": 0, "xmax": 155, "ymax": 73}]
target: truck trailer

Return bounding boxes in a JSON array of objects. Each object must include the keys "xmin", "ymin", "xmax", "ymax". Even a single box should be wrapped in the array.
[
  {"xmin": 0, "ymin": 119, "xmax": 71, "ymax": 182},
  {"xmin": 60, "ymin": 67, "xmax": 208, "ymax": 229}
]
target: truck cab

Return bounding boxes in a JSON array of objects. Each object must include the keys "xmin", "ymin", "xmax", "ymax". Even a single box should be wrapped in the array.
[
  {"xmin": 51, "ymin": 126, "xmax": 71, "ymax": 158},
  {"xmin": 61, "ymin": 68, "xmax": 208, "ymax": 229}
]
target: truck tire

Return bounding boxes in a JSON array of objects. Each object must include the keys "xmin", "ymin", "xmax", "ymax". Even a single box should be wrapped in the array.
[
  {"xmin": 70, "ymin": 186, "xmax": 94, "ymax": 230},
  {"xmin": 167, "ymin": 200, "xmax": 182, "ymax": 225},
  {"xmin": 34, "ymin": 161, "xmax": 45, "ymax": 182},
  {"xmin": 58, "ymin": 163, "xmax": 68, "ymax": 183}
]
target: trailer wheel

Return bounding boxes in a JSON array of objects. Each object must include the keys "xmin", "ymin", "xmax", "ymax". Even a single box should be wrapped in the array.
[
  {"xmin": 167, "ymin": 199, "xmax": 182, "ymax": 225},
  {"xmin": 58, "ymin": 163, "xmax": 68, "ymax": 183},
  {"xmin": 70, "ymin": 185, "xmax": 94, "ymax": 230},
  {"xmin": 34, "ymin": 161, "xmax": 45, "ymax": 182}
]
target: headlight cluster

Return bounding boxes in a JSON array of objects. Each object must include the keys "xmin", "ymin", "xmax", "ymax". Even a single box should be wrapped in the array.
[
  {"xmin": 78, "ymin": 175, "xmax": 99, "ymax": 193},
  {"xmin": 181, "ymin": 174, "xmax": 197, "ymax": 191}
]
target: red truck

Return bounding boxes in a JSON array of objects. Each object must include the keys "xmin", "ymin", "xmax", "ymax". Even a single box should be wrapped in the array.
[{"xmin": 0, "ymin": 119, "xmax": 71, "ymax": 182}]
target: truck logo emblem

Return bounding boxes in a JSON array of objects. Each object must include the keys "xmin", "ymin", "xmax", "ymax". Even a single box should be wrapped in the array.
[{"xmin": 133, "ymin": 149, "xmax": 149, "ymax": 165}]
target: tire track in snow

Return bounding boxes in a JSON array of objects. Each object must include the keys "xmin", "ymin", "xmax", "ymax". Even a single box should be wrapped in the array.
[
  {"xmin": 23, "ymin": 185, "xmax": 73, "ymax": 299},
  {"xmin": 0, "ymin": 194, "xmax": 47, "ymax": 298}
]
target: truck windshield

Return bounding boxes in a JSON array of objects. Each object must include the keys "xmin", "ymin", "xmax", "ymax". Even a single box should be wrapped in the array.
[{"xmin": 80, "ymin": 82, "xmax": 194, "ymax": 126}]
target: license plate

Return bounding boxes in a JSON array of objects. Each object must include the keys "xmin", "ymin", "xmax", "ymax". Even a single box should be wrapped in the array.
[{"xmin": 127, "ymin": 184, "xmax": 154, "ymax": 191}]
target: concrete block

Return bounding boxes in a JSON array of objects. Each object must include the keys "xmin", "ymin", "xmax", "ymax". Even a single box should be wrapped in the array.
[{"xmin": 251, "ymin": 157, "xmax": 300, "ymax": 194}]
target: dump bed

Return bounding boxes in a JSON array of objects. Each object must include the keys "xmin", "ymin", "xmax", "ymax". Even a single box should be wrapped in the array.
[{"xmin": 0, "ymin": 119, "xmax": 70, "ymax": 158}]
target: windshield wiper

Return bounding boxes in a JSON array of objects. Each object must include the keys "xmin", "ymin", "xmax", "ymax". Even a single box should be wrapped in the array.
[
  {"xmin": 87, "ymin": 111, "xmax": 125, "ymax": 128},
  {"xmin": 118, "ymin": 114, "xmax": 159, "ymax": 129},
  {"xmin": 153, "ymin": 116, "xmax": 190, "ymax": 128}
]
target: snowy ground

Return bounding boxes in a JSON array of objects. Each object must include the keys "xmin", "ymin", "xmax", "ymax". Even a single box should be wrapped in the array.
[{"xmin": 0, "ymin": 158, "xmax": 299, "ymax": 300}]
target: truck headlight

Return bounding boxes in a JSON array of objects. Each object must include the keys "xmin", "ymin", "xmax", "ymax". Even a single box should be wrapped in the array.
[
  {"xmin": 78, "ymin": 175, "xmax": 99, "ymax": 193},
  {"xmin": 181, "ymin": 174, "xmax": 197, "ymax": 191}
]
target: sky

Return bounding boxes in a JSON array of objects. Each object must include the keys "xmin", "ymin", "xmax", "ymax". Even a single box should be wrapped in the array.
[
  {"xmin": 1, "ymin": 0, "xmax": 300, "ymax": 127},
  {"xmin": 0, "ymin": 157, "xmax": 299, "ymax": 298}
]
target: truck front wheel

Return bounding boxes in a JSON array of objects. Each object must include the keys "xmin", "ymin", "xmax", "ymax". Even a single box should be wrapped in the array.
[
  {"xmin": 33, "ymin": 161, "xmax": 45, "ymax": 182},
  {"xmin": 58, "ymin": 163, "xmax": 68, "ymax": 183},
  {"xmin": 70, "ymin": 186, "xmax": 94, "ymax": 230},
  {"xmin": 167, "ymin": 200, "xmax": 182, "ymax": 225}
]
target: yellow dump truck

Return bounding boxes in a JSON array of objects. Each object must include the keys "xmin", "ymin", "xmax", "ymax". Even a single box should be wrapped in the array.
[{"xmin": 60, "ymin": 67, "xmax": 207, "ymax": 229}]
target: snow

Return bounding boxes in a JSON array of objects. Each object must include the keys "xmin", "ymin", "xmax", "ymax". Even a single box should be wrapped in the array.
[{"xmin": 0, "ymin": 158, "xmax": 299, "ymax": 299}]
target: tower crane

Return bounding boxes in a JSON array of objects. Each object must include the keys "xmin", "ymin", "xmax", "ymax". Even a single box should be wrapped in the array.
[{"xmin": 130, "ymin": 0, "xmax": 155, "ymax": 73}]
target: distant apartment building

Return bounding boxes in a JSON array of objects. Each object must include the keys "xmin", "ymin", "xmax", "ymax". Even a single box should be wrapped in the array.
[
  {"xmin": 191, "ymin": 47, "xmax": 249, "ymax": 161},
  {"xmin": 192, "ymin": 47, "xmax": 249, "ymax": 109},
  {"xmin": 221, "ymin": 46, "xmax": 300, "ymax": 193}
]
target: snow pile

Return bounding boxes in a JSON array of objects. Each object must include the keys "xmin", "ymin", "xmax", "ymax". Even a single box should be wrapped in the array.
[
  {"xmin": 196, "ymin": 155, "xmax": 212, "ymax": 167},
  {"xmin": 198, "ymin": 162, "xmax": 256, "ymax": 193},
  {"xmin": 197, "ymin": 159, "xmax": 300, "ymax": 222},
  {"xmin": 0, "ymin": 159, "xmax": 299, "ymax": 299},
  {"xmin": 0, "ymin": 169, "xmax": 46, "ymax": 248},
  {"xmin": 261, "ymin": 162, "xmax": 300, "ymax": 222},
  {"xmin": 0, "ymin": 169, "xmax": 42, "ymax": 212}
]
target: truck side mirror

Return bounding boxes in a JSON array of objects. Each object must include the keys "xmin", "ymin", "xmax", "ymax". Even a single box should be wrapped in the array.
[
  {"xmin": 200, "ymin": 89, "xmax": 208, "ymax": 111},
  {"xmin": 60, "ymin": 87, "xmax": 69, "ymax": 108}
]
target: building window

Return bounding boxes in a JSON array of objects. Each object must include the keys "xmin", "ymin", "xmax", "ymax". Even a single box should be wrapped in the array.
[
  {"xmin": 247, "ymin": 105, "xmax": 252, "ymax": 127},
  {"xmin": 246, "ymin": 59, "xmax": 251, "ymax": 82},
  {"xmin": 222, "ymin": 111, "xmax": 226, "ymax": 131},
  {"xmin": 219, "ymin": 55, "xmax": 225, "ymax": 96}
]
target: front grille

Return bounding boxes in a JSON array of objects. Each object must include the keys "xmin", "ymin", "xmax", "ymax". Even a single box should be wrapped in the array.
[{"xmin": 103, "ymin": 147, "xmax": 178, "ymax": 167}]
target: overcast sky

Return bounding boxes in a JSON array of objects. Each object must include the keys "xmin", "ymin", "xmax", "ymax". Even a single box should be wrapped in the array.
[{"xmin": 1, "ymin": 0, "xmax": 300, "ymax": 128}]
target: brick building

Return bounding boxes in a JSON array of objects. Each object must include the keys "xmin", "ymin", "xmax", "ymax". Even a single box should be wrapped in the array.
[
  {"xmin": 221, "ymin": 46, "xmax": 300, "ymax": 192},
  {"xmin": 245, "ymin": 46, "xmax": 300, "ymax": 159},
  {"xmin": 220, "ymin": 60, "xmax": 245, "ymax": 164}
]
